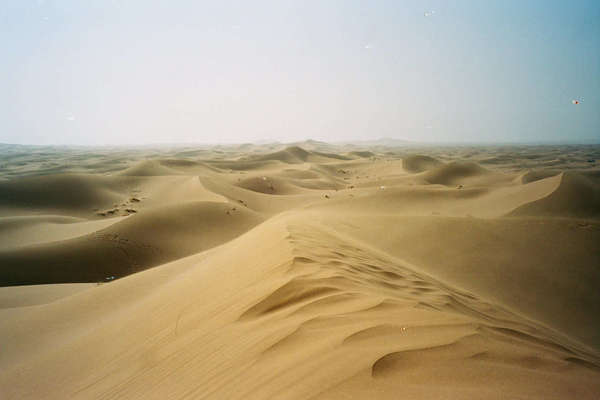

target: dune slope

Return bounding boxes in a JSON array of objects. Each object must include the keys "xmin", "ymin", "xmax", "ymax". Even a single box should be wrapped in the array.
[{"xmin": 1, "ymin": 213, "xmax": 599, "ymax": 400}]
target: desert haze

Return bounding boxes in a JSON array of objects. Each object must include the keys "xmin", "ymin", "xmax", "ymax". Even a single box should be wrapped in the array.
[{"xmin": 0, "ymin": 141, "xmax": 599, "ymax": 399}]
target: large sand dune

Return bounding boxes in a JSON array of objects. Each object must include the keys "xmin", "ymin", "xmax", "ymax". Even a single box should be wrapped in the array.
[{"xmin": 1, "ymin": 143, "xmax": 599, "ymax": 399}]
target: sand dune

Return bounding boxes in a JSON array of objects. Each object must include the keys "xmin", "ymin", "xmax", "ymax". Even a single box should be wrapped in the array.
[
  {"xmin": 119, "ymin": 159, "xmax": 222, "ymax": 177},
  {"xmin": 402, "ymin": 154, "xmax": 443, "ymax": 172},
  {"xmin": 253, "ymin": 145, "xmax": 348, "ymax": 164},
  {"xmin": 235, "ymin": 175, "xmax": 307, "ymax": 195},
  {"xmin": 118, "ymin": 160, "xmax": 184, "ymax": 176},
  {"xmin": 0, "ymin": 174, "xmax": 140, "ymax": 217},
  {"xmin": 422, "ymin": 161, "xmax": 492, "ymax": 185},
  {"xmin": 520, "ymin": 168, "xmax": 560, "ymax": 183},
  {"xmin": 1, "ymin": 144, "xmax": 599, "ymax": 399},
  {"xmin": 0, "ymin": 201, "xmax": 263, "ymax": 286},
  {"xmin": 510, "ymin": 172, "xmax": 600, "ymax": 217},
  {"xmin": 348, "ymin": 150, "xmax": 375, "ymax": 158},
  {"xmin": 254, "ymin": 145, "xmax": 314, "ymax": 163},
  {"xmin": 0, "ymin": 215, "xmax": 124, "ymax": 249}
]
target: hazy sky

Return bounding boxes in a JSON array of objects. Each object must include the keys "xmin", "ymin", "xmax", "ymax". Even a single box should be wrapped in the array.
[{"xmin": 1, "ymin": 0, "xmax": 598, "ymax": 145}]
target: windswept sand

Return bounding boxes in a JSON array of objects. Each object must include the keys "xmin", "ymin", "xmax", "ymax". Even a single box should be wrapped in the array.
[{"xmin": 1, "ymin": 142, "xmax": 599, "ymax": 399}]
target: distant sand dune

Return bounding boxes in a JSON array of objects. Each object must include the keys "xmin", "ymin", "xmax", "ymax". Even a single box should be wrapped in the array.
[
  {"xmin": 422, "ymin": 161, "xmax": 491, "ymax": 185},
  {"xmin": 253, "ymin": 146, "xmax": 346, "ymax": 164},
  {"xmin": 348, "ymin": 150, "xmax": 375, "ymax": 158},
  {"xmin": 510, "ymin": 172, "xmax": 600, "ymax": 217},
  {"xmin": 118, "ymin": 159, "xmax": 183, "ymax": 176},
  {"xmin": 235, "ymin": 176, "xmax": 307, "ymax": 195},
  {"xmin": 402, "ymin": 154, "xmax": 443, "ymax": 172},
  {"xmin": 520, "ymin": 168, "xmax": 561, "ymax": 183}
]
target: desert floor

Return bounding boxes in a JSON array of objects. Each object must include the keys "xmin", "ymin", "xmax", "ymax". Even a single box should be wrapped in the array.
[{"xmin": 1, "ymin": 141, "xmax": 600, "ymax": 399}]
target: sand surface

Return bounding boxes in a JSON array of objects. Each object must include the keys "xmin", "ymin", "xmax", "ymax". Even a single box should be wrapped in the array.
[{"xmin": 1, "ymin": 142, "xmax": 599, "ymax": 399}]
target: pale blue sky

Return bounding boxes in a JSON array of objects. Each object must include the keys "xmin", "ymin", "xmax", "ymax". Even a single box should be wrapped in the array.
[{"xmin": 1, "ymin": 0, "xmax": 598, "ymax": 145}]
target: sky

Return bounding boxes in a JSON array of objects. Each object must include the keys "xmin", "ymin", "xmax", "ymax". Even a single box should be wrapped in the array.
[{"xmin": 1, "ymin": 0, "xmax": 598, "ymax": 145}]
